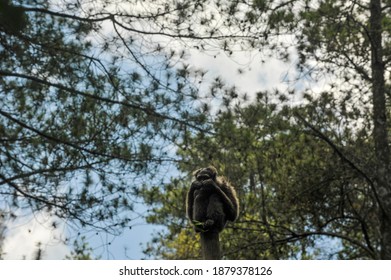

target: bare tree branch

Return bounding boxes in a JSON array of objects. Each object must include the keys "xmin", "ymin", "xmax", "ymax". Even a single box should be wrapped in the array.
[
  {"xmin": 0, "ymin": 70, "xmax": 211, "ymax": 134},
  {"xmin": 294, "ymin": 113, "xmax": 378, "ymax": 200}
]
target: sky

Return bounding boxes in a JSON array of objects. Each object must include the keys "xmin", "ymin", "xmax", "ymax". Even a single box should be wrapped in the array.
[{"xmin": 2, "ymin": 211, "xmax": 69, "ymax": 259}]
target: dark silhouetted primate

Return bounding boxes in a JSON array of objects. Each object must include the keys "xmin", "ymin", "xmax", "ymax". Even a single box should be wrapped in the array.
[{"xmin": 186, "ymin": 166, "xmax": 239, "ymax": 233}]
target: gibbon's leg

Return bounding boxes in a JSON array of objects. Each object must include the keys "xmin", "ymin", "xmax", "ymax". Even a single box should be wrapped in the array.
[
  {"xmin": 192, "ymin": 189, "xmax": 210, "ymax": 232},
  {"xmin": 206, "ymin": 193, "xmax": 226, "ymax": 232}
]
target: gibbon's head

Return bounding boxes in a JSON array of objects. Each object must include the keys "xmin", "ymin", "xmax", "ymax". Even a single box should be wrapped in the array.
[{"xmin": 194, "ymin": 166, "xmax": 217, "ymax": 181}]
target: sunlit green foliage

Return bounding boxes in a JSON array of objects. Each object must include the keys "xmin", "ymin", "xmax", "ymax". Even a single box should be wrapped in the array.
[{"xmin": 65, "ymin": 236, "xmax": 100, "ymax": 260}]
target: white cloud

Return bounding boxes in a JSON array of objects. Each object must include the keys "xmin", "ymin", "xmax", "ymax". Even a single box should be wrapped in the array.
[
  {"xmin": 186, "ymin": 48, "xmax": 299, "ymax": 100},
  {"xmin": 2, "ymin": 212, "xmax": 70, "ymax": 260}
]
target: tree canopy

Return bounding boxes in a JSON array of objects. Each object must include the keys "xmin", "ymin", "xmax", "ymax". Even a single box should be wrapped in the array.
[
  {"xmin": 141, "ymin": 94, "xmax": 379, "ymax": 259},
  {"xmin": 0, "ymin": 0, "xmax": 209, "ymax": 236},
  {"xmin": 1, "ymin": 0, "xmax": 391, "ymax": 259},
  {"xmin": 140, "ymin": 0, "xmax": 391, "ymax": 259}
]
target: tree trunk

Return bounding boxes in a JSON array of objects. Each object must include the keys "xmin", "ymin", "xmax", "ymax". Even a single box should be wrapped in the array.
[
  {"xmin": 369, "ymin": 0, "xmax": 391, "ymax": 259},
  {"xmin": 200, "ymin": 231, "xmax": 221, "ymax": 259}
]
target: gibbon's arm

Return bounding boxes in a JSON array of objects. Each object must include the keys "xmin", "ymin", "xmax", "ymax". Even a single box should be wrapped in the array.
[
  {"xmin": 202, "ymin": 179, "xmax": 238, "ymax": 221},
  {"xmin": 186, "ymin": 180, "xmax": 202, "ymax": 220}
]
